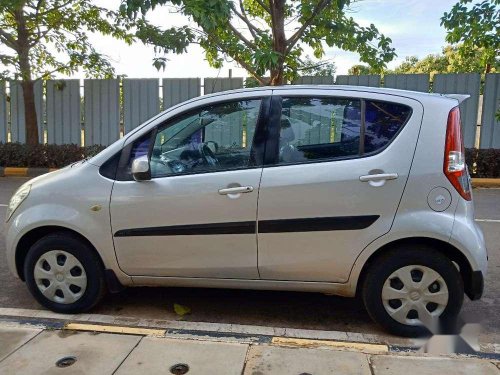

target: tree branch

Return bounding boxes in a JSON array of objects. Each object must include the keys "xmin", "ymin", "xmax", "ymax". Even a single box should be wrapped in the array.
[
  {"xmin": 286, "ymin": 0, "xmax": 332, "ymax": 53},
  {"xmin": 230, "ymin": 54, "xmax": 267, "ymax": 85},
  {"xmin": 238, "ymin": 0, "xmax": 256, "ymax": 39},
  {"xmin": 204, "ymin": 34, "xmax": 266, "ymax": 85},
  {"xmin": 230, "ymin": 2, "xmax": 263, "ymax": 39},
  {"xmin": 254, "ymin": 0, "xmax": 271, "ymax": 14},
  {"xmin": 34, "ymin": 0, "xmax": 72, "ymax": 18},
  {"xmin": 227, "ymin": 22, "xmax": 256, "ymax": 49},
  {"xmin": 0, "ymin": 29, "xmax": 17, "ymax": 49}
]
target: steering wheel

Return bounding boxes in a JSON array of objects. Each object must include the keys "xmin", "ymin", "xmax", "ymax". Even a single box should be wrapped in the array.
[{"xmin": 198, "ymin": 142, "xmax": 219, "ymax": 167}]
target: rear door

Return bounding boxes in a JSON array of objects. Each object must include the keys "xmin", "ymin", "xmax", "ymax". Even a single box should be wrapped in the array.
[{"xmin": 257, "ymin": 88, "xmax": 423, "ymax": 282}]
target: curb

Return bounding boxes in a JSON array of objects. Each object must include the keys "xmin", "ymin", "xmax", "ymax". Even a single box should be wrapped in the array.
[
  {"xmin": 1, "ymin": 167, "xmax": 499, "ymax": 187},
  {"xmin": 1, "ymin": 314, "xmax": 500, "ymax": 362},
  {"xmin": 1, "ymin": 307, "xmax": 500, "ymax": 361},
  {"xmin": 0, "ymin": 167, "xmax": 57, "ymax": 177},
  {"xmin": 471, "ymin": 178, "xmax": 500, "ymax": 188}
]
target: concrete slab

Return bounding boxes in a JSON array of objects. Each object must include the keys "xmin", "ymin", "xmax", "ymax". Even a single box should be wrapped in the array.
[
  {"xmin": 116, "ymin": 337, "xmax": 248, "ymax": 375},
  {"xmin": 243, "ymin": 345, "xmax": 371, "ymax": 375},
  {"xmin": 0, "ymin": 330, "xmax": 140, "ymax": 375},
  {"xmin": 371, "ymin": 355, "xmax": 499, "ymax": 375},
  {"xmin": 0, "ymin": 327, "xmax": 41, "ymax": 361}
]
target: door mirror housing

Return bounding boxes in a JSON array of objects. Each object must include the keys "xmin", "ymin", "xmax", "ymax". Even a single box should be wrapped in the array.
[{"xmin": 131, "ymin": 155, "xmax": 151, "ymax": 181}]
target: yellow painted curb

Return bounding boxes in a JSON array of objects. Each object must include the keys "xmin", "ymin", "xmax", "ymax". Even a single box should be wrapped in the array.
[
  {"xmin": 472, "ymin": 178, "xmax": 500, "ymax": 188},
  {"xmin": 64, "ymin": 323, "xmax": 166, "ymax": 337},
  {"xmin": 271, "ymin": 337, "xmax": 388, "ymax": 354},
  {"xmin": 48, "ymin": 168, "xmax": 59, "ymax": 172},
  {"xmin": 3, "ymin": 167, "xmax": 28, "ymax": 177}
]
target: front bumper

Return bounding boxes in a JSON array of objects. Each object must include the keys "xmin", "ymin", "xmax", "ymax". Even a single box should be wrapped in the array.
[{"xmin": 5, "ymin": 218, "xmax": 21, "ymax": 279}]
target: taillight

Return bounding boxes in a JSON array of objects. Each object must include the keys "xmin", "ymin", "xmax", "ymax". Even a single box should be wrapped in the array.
[{"xmin": 444, "ymin": 107, "xmax": 471, "ymax": 201}]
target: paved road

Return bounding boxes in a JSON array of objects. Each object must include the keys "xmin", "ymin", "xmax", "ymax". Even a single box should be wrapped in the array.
[{"xmin": 0, "ymin": 177, "xmax": 499, "ymax": 344}]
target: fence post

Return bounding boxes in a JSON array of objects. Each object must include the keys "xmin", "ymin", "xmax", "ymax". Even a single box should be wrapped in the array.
[
  {"xmin": 84, "ymin": 79, "xmax": 120, "ymax": 146},
  {"xmin": 384, "ymin": 74, "xmax": 430, "ymax": 92},
  {"xmin": 293, "ymin": 76, "xmax": 334, "ymax": 85},
  {"xmin": 46, "ymin": 79, "xmax": 81, "ymax": 145},
  {"xmin": 204, "ymin": 77, "xmax": 244, "ymax": 94},
  {"xmin": 433, "ymin": 73, "xmax": 480, "ymax": 149},
  {"xmin": 480, "ymin": 73, "xmax": 500, "ymax": 149},
  {"xmin": 0, "ymin": 82, "xmax": 6, "ymax": 143},
  {"xmin": 162, "ymin": 78, "xmax": 201, "ymax": 109},
  {"xmin": 335, "ymin": 75, "xmax": 381, "ymax": 87},
  {"xmin": 123, "ymin": 78, "xmax": 160, "ymax": 134},
  {"xmin": 9, "ymin": 81, "xmax": 43, "ymax": 143}
]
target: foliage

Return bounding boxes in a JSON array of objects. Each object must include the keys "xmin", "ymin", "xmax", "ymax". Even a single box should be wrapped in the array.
[
  {"xmin": 124, "ymin": 0, "xmax": 396, "ymax": 85},
  {"xmin": 348, "ymin": 64, "xmax": 376, "ymax": 75},
  {"xmin": 297, "ymin": 56, "xmax": 336, "ymax": 77},
  {"xmin": 1, "ymin": 143, "xmax": 499, "ymax": 178},
  {"xmin": 0, "ymin": 1, "xmax": 135, "ymax": 81},
  {"xmin": 441, "ymin": 0, "xmax": 500, "ymax": 73},
  {"xmin": 0, "ymin": 143, "xmax": 106, "ymax": 168},
  {"xmin": 466, "ymin": 148, "xmax": 500, "ymax": 178},
  {"xmin": 388, "ymin": 45, "xmax": 496, "ymax": 79}
]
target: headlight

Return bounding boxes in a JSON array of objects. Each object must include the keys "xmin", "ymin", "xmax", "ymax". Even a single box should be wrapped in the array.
[{"xmin": 6, "ymin": 184, "xmax": 31, "ymax": 221}]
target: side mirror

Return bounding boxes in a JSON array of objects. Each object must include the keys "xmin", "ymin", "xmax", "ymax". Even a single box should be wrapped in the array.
[{"xmin": 131, "ymin": 155, "xmax": 151, "ymax": 181}]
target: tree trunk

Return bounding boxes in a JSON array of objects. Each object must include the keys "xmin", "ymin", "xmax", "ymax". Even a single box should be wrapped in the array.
[
  {"xmin": 21, "ymin": 80, "xmax": 38, "ymax": 145},
  {"xmin": 269, "ymin": 0, "xmax": 286, "ymax": 86},
  {"xmin": 15, "ymin": 6, "xmax": 39, "ymax": 145}
]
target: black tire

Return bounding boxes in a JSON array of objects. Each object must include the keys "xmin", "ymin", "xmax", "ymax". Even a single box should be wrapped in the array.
[
  {"xmin": 24, "ymin": 232, "xmax": 106, "ymax": 314},
  {"xmin": 362, "ymin": 244, "xmax": 464, "ymax": 337}
]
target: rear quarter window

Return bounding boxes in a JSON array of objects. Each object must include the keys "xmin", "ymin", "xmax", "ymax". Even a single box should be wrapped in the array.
[{"xmin": 364, "ymin": 100, "xmax": 412, "ymax": 154}]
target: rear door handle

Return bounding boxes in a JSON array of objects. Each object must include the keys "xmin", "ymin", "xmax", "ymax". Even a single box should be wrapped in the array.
[
  {"xmin": 359, "ymin": 173, "xmax": 398, "ymax": 182},
  {"xmin": 218, "ymin": 186, "xmax": 254, "ymax": 195}
]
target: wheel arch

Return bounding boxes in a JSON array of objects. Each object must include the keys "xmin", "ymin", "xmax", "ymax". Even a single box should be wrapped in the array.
[
  {"xmin": 355, "ymin": 237, "xmax": 474, "ymax": 299},
  {"xmin": 15, "ymin": 225, "xmax": 105, "ymax": 281}
]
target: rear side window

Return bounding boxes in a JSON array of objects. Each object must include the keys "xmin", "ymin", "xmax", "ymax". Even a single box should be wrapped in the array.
[
  {"xmin": 276, "ymin": 97, "xmax": 411, "ymax": 165},
  {"xmin": 278, "ymin": 97, "xmax": 361, "ymax": 163},
  {"xmin": 364, "ymin": 100, "xmax": 412, "ymax": 153}
]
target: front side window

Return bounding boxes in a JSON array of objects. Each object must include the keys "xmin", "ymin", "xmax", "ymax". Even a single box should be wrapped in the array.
[
  {"xmin": 126, "ymin": 99, "xmax": 262, "ymax": 179},
  {"xmin": 276, "ymin": 97, "xmax": 411, "ymax": 165}
]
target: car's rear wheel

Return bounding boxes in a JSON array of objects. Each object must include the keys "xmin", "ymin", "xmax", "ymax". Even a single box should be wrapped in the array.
[
  {"xmin": 362, "ymin": 245, "xmax": 464, "ymax": 337},
  {"xmin": 24, "ymin": 232, "xmax": 106, "ymax": 314}
]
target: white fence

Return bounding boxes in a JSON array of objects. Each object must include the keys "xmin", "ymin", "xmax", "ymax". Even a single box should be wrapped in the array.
[{"xmin": 0, "ymin": 74, "xmax": 498, "ymax": 148}]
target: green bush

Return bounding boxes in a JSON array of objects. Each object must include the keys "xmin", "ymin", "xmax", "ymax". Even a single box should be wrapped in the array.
[
  {"xmin": 466, "ymin": 148, "xmax": 500, "ymax": 178},
  {"xmin": 0, "ymin": 143, "xmax": 106, "ymax": 168},
  {"xmin": 0, "ymin": 143, "xmax": 498, "ymax": 178}
]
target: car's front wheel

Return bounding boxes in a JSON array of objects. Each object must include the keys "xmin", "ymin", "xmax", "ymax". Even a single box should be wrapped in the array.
[
  {"xmin": 362, "ymin": 245, "xmax": 464, "ymax": 337},
  {"xmin": 24, "ymin": 232, "xmax": 106, "ymax": 314}
]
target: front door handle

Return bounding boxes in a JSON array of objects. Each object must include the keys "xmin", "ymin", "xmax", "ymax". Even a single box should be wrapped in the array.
[
  {"xmin": 218, "ymin": 186, "xmax": 254, "ymax": 195},
  {"xmin": 359, "ymin": 173, "xmax": 398, "ymax": 182}
]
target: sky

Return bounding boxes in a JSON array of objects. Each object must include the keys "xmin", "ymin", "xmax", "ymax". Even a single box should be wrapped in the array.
[{"xmin": 12, "ymin": 0, "xmax": 463, "ymax": 79}]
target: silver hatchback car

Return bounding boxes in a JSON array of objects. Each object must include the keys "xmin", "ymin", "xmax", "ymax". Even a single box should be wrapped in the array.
[{"xmin": 5, "ymin": 86, "xmax": 487, "ymax": 336}]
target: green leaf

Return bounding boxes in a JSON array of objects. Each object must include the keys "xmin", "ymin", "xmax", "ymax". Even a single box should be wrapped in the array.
[{"xmin": 122, "ymin": 0, "xmax": 396, "ymax": 84}]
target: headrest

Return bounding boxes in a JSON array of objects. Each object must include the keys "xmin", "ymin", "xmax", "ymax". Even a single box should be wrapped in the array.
[{"xmin": 280, "ymin": 117, "xmax": 295, "ymax": 142}]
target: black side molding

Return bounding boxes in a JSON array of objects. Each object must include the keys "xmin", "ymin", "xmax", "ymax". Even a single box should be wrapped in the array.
[
  {"xmin": 114, "ymin": 221, "xmax": 256, "ymax": 237},
  {"xmin": 258, "ymin": 215, "xmax": 380, "ymax": 233},
  {"xmin": 114, "ymin": 215, "xmax": 379, "ymax": 237}
]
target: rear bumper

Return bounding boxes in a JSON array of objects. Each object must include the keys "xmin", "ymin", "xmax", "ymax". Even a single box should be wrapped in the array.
[{"xmin": 466, "ymin": 270, "xmax": 484, "ymax": 301}]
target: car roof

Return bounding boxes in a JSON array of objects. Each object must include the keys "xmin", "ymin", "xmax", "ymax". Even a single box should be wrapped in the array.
[{"xmin": 202, "ymin": 84, "xmax": 459, "ymax": 103}]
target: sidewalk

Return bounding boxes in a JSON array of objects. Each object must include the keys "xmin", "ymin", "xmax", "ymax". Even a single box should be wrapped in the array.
[{"xmin": 0, "ymin": 322, "xmax": 498, "ymax": 375}]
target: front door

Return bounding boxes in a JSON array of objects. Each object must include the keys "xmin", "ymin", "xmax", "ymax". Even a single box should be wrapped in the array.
[
  {"xmin": 111, "ymin": 96, "xmax": 269, "ymax": 278},
  {"xmin": 257, "ymin": 89, "xmax": 423, "ymax": 282}
]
